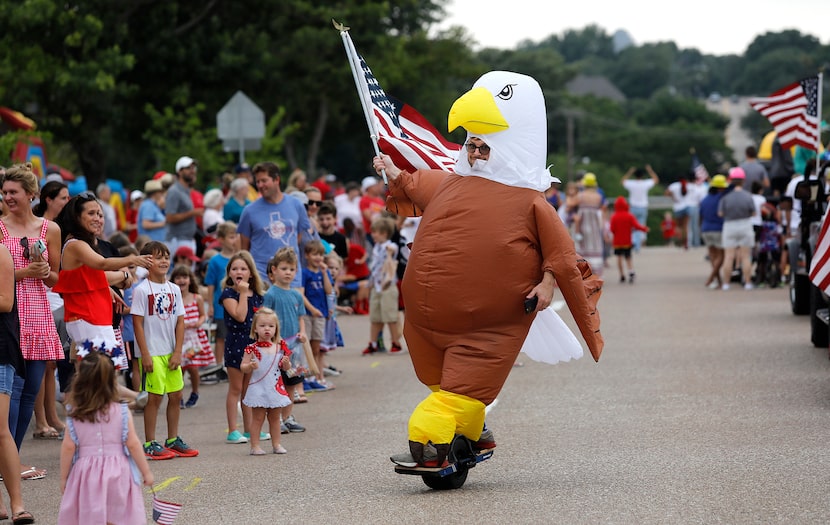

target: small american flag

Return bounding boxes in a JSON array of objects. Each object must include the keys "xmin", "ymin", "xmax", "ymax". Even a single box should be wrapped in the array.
[
  {"xmin": 691, "ymin": 151, "xmax": 709, "ymax": 182},
  {"xmin": 749, "ymin": 75, "xmax": 821, "ymax": 151},
  {"xmin": 152, "ymin": 493, "xmax": 182, "ymax": 524},
  {"xmin": 810, "ymin": 207, "xmax": 830, "ymax": 293},
  {"xmin": 357, "ymin": 55, "xmax": 461, "ymax": 173}
]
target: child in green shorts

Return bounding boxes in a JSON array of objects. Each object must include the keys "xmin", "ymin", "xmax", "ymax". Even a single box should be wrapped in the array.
[{"xmin": 132, "ymin": 241, "xmax": 199, "ymax": 460}]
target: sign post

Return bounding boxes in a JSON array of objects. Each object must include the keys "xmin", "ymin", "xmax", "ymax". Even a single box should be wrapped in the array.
[{"xmin": 216, "ymin": 91, "xmax": 265, "ymax": 163}]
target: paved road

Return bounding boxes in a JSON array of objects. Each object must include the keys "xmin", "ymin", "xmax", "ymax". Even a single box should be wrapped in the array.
[
  {"xmin": 705, "ymin": 95, "xmax": 755, "ymax": 163},
  {"xmin": 20, "ymin": 246, "xmax": 830, "ymax": 524}
]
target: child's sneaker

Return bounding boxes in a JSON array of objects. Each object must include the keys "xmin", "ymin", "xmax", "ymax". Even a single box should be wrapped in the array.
[
  {"xmin": 273, "ymin": 444, "xmax": 288, "ymax": 454},
  {"xmin": 165, "ymin": 436, "xmax": 199, "ymax": 457},
  {"xmin": 629, "ymin": 272, "xmax": 635, "ymax": 284},
  {"xmin": 390, "ymin": 342, "xmax": 404, "ymax": 353},
  {"xmin": 226, "ymin": 430, "xmax": 248, "ymax": 444},
  {"xmin": 361, "ymin": 342, "xmax": 378, "ymax": 355},
  {"xmin": 144, "ymin": 440, "xmax": 176, "ymax": 460},
  {"xmin": 184, "ymin": 392, "xmax": 199, "ymax": 408},
  {"xmin": 284, "ymin": 415, "xmax": 306, "ymax": 433},
  {"xmin": 280, "ymin": 421, "xmax": 290, "ymax": 434},
  {"xmin": 243, "ymin": 431, "xmax": 271, "ymax": 441}
]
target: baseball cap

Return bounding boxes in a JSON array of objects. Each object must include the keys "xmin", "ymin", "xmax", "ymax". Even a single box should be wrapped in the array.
[
  {"xmin": 175, "ymin": 156, "xmax": 197, "ymax": 172},
  {"xmin": 234, "ymin": 162, "xmax": 251, "ymax": 174},
  {"xmin": 728, "ymin": 167, "xmax": 746, "ymax": 179},
  {"xmin": 287, "ymin": 190, "xmax": 308, "ymax": 205},
  {"xmin": 174, "ymin": 246, "xmax": 200, "ymax": 262},
  {"xmin": 130, "ymin": 190, "xmax": 145, "ymax": 202},
  {"xmin": 361, "ymin": 175, "xmax": 380, "ymax": 192}
]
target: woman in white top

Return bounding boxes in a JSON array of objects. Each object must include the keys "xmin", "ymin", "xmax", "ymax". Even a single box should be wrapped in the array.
[
  {"xmin": 622, "ymin": 165, "xmax": 659, "ymax": 251},
  {"xmin": 665, "ymin": 173, "xmax": 695, "ymax": 249}
]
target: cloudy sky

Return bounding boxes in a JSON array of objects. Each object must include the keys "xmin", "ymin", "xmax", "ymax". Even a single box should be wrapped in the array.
[{"xmin": 437, "ymin": 0, "xmax": 826, "ymax": 56}]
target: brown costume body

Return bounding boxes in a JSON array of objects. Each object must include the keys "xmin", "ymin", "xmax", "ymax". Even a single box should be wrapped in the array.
[{"xmin": 388, "ymin": 170, "xmax": 604, "ymax": 405}]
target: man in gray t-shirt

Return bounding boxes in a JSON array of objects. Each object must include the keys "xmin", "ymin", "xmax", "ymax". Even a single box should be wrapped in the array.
[
  {"xmin": 739, "ymin": 146, "xmax": 769, "ymax": 194},
  {"xmin": 165, "ymin": 156, "xmax": 204, "ymax": 255}
]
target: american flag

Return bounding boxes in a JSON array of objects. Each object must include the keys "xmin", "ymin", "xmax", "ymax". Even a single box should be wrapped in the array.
[
  {"xmin": 810, "ymin": 207, "xmax": 830, "ymax": 293},
  {"xmin": 357, "ymin": 55, "xmax": 461, "ymax": 173},
  {"xmin": 691, "ymin": 151, "xmax": 709, "ymax": 181},
  {"xmin": 152, "ymin": 493, "xmax": 183, "ymax": 524},
  {"xmin": 749, "ymin": 75, "xmax": 821, "ymax": 151}
]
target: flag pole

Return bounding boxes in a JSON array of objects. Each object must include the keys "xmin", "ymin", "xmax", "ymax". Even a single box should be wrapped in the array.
[
  {"xmin": 816, "ymin": 72, "xmax": 823, "ymax": 155},
  {"xmin": 333, "ymin": 19, "xmax": 388, "ymax": 185}
]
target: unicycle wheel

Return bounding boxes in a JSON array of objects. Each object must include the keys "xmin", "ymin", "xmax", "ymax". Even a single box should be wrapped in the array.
[
  {"xmin": 421, "ymin": 467, "xmax": 468, "ymax": 490},
  {"xmin": 420, "ymin": 435, "xmax": 476, "ymax": 490}
]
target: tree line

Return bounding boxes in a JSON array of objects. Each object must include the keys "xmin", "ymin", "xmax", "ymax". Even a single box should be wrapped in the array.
[{"xmin": 1, "ymin": 0, "xmax": 827, "ymax": 191}]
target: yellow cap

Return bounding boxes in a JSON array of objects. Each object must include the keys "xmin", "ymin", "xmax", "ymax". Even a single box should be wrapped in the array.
[
  {"xmin": 710, "ymin": 174, "xmax": 728, "ymax": 188},
  {"xmin": 582, "ymin": 173, "xmax": 597, "ymax": 187}
]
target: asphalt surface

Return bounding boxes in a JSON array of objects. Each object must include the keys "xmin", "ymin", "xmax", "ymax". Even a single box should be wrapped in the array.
[{"xmin": 18, "ymin": 246, "xmax": 830, "ymax": 524}]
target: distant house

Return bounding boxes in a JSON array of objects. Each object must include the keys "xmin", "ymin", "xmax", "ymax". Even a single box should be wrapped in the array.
[{"xmin": 566, "ymin": 75, "xmax": 626, "ymax": 103}]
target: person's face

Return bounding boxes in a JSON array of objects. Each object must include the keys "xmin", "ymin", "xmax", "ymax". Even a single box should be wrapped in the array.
[
  {"xmin": 149, "ymin": 252, "xmax": 170, "ymax": 276},
  {"xmin": 465, "ymin": 137, "xmax": 490, "ymax": 166},
  {"xmin": 255, "ymin": 172, "xmax": 280, "ymax": 200},
  {"xmin": 228, "ymin": 258, "xmax": 252, "ymax": 285},
  {"xmin": 179, "ymin": 164, "xmax": 197, "ymax": 185},
  {"xmin": 79, "ymin": 200, "xmax": 104, "ymax": 235},
  {"xmin": 305, "ymin": 191, "xmax": 322, "ymax": 216},
  {"xmin": 326, "ymin": 258, "xmax": 342, "ymax": 275},
  {"xmin": 269, "ymin": 261, "xmax": 296, "ymax": 287},
  {"xmin": 174, "ymin": 273, "xmax": 191, "ymax": 289},
  {"xmin": 234, "ymin": 184, "xmax": 248, "ymax": 199},
  {"xmin": 1, "ymin": 181, "xmax": 33, "ymax": 215},
  {"xmin": 306, "ymin": 250, "xmax": 324, "ymax": 269},
  {"xmin": 255, "ymin": 315, "xmax": 277, "ymax": 342},
  {"xmin": 370, "ymin": 229, "xmax": 389, "ymax": 244},
  {"xmin": 220, "ymin": 232, "xmax": 240, "ymax": 252},
  {"xmin": 317, "ymin": 212, "xmax": 336, "ymax": 233},
  {"xmin": 48, "ymin": 188, "xmax": 70, "ymax": 216}
]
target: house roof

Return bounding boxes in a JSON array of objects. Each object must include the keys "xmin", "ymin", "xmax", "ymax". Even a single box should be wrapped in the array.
[{"xmin": 565, "ymin": 75, "xmax": 626, "ymax": 102}]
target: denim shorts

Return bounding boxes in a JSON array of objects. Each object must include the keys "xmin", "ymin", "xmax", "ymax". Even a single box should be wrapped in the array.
[{"xmin": 0, "ymin": 363, "xmax": 16, "ymax": 396}]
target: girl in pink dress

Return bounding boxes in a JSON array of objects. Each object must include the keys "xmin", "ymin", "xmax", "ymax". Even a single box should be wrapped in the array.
[
  {"xmin": 58, "ymin": 351, "xmax": 153, "ymax": 525},
  {"xmin": 171, "ymin": 265, "xmax": 215, "ymax": 409}
]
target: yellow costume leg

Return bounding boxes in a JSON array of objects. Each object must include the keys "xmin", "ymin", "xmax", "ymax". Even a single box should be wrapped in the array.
[{"xmin": 408, "ymin": 390, "xmax": 486, "ymax": 445}]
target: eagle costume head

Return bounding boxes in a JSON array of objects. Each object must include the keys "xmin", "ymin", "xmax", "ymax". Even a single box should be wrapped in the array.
[{"xmin": 448, "ymin": 70, "xmax": 555, "ymax": 191}]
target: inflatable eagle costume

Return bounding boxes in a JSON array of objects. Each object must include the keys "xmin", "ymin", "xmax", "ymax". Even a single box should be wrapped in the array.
[{"xmin": 383, "ymin": 71, "xmax": 604, "ymax": 466}]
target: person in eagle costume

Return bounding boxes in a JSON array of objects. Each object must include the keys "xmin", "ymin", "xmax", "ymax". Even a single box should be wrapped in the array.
[{"xmin": 373, "ymin": 71, "xmax": 604, "ymax": 468}]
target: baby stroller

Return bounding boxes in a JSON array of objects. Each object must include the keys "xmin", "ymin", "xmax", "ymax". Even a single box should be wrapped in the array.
[{"xmin": 753, "ymin": 200, "xmax": 782, "ymax": 287}]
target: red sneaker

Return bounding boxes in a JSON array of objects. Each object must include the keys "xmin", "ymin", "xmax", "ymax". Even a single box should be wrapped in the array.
[
  {"xmin": 361, "ymin": 343, "xmax": 377, "ymax": 355},
  {"xmin": 390, "ymin": 342, "xmax": 403, "ymax": 353},
  {"xmin": 144, "ymin": 441, "xmax": 176, "ymax": 460},
  {"xmin": 164, "ymin": 436, "xmax": 199, "ymax": 458}
]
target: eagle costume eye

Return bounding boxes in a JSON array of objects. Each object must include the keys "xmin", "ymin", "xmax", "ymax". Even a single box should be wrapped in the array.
[{"xmin": 496, "ymin": 84, "xmax": 516, "ymax": 100}]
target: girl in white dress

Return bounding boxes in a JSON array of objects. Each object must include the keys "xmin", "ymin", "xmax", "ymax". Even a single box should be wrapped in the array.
[{"xmin": 240, "ymin": 308, "xmax": 291, "ymax": 456}]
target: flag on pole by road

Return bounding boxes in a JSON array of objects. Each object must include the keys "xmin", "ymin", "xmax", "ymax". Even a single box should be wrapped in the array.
[
  {"xmin": 809, "ymin": 207, "xmax": 830, "ymax": 293},
  {"xmin": 690, "ymin": 150, "xmax": 709, "ymax": 182},
  {"xmin": 749, "ymin": 75, "xmax": 821, "ymax": 152},
  {"xmin": 356, "ymin": 54, "xmax": 461, "ymax": 173}
]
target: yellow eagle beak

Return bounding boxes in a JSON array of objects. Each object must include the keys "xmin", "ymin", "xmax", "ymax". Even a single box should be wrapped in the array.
[{"xmin": 447, "ymin": 87, "xmax": 509, "ymax": 135}]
